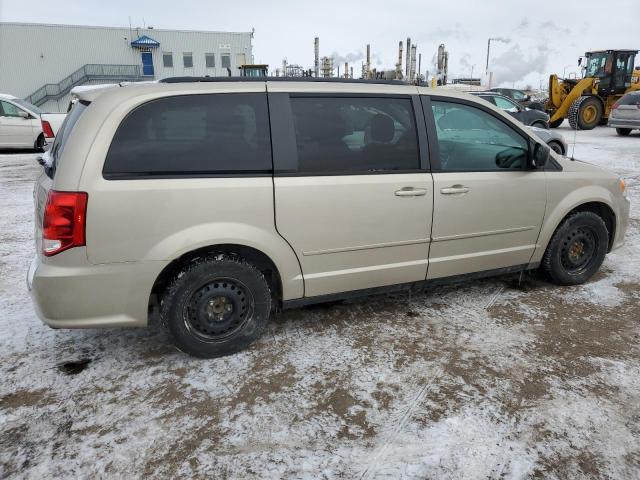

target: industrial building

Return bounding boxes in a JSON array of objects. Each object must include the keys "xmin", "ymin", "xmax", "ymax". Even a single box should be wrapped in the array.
[{"xmin": 0, "ymin": 22, "xmax": 254, "ymax": 112}]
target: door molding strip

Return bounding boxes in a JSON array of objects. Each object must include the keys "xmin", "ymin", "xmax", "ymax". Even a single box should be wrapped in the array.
[
  {"xmin": 303, "ymin": 238, "xmax": 431, "ymax": 256},
  {"xmin": 432, "ymin": 225, "xmax": 536, "ymax": 243}
]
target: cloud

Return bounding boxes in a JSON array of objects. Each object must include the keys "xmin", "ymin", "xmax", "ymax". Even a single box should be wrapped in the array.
[{"xmin": 491, "ymin": 43, "xmax": 550, "ymax": 85}]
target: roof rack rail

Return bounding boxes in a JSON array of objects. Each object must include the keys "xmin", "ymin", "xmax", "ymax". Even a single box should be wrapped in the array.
[{"xmin": 159, "ymin": 76, "xmax": 409, "ymax": 86}]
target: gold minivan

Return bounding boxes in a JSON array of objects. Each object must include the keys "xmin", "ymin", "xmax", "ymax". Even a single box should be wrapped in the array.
[{"xmin": 28, "ymin": 79, "xmax": 630, "ymax": 357}]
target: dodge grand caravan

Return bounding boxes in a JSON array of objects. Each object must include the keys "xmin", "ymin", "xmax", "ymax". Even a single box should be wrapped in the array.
[{"xmin": 28, "ymin": 78, "xmax": 630, "ymax": 358}]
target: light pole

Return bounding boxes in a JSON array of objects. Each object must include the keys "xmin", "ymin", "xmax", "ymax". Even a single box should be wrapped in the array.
[
  {"xmin": 470, "ymin": 64, "xmax": 475, "ymax": 80},
  {"xmin": 563, "ymin": 65, "xmax": 571, "ymax": 77}
]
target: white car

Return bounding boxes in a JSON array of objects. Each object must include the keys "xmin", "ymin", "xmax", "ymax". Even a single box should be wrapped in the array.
[{"xmin": 0, "ymin": 94, "xmax": 65, "ymax": 150}]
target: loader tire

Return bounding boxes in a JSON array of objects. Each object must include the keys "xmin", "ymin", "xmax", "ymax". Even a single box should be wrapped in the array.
[
  {"xmin": 567, "ymin": 96, "xmax": 602, "ymax": 130},
  {"xmin": 549, "ymin": 118, "xmax": 564, "ymax": 128}
]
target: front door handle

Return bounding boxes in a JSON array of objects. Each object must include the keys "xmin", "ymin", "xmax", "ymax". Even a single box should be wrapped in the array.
[
  {"xmin": 395, "ymin": 187, "xmax": 428, "ymax": 197},
  {"xmin": 440, "ymin": 185, "xmax": 470, "ymax": 195}
]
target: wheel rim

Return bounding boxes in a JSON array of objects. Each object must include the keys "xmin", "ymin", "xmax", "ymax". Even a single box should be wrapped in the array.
[
  {"xmin": 582, "ymin": 105, "xmax": 597, "ymax": 124},
  {"xmin": 560, "ymin": 226, "xmax": 598, "ymax": 276},
  {"xmin": 183, "ymin": 277, "xmax": 254, "ymax": 341}
]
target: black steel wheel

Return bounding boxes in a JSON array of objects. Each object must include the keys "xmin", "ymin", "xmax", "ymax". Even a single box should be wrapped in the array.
[
  {"xmin": 542, "ymin": 211, "xmax": 609, "ymax": 285},
  {"xmin": 161, "ymin": 256, "xmax": 272, "ymax": 358}
]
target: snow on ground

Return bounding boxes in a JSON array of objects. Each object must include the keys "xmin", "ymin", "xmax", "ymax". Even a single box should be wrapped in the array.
[{"xmin": 1, "ymin": 127, "xmax": 639, "ymax": 479}]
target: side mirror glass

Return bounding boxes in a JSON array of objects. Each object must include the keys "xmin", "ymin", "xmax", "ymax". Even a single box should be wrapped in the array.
[
  {"xmin": 17, "ymin": 111, "xmax": 29, "ymax": 119},
  {"xmin": 531, "ymin": 142, "xmax": 550, "ymax": 169}
]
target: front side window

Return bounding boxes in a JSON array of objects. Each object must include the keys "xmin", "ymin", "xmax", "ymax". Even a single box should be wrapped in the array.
[
  {"xmin": 183, "ymin": 53, "xmax": 193, "ymax": 68},
  {"xmin": 104, "ymin": 93, "xmax": 272, "ymax": 177},
  {"xmin": 221, "ymin": 53, "xmax": 231, "ymax": 69},
  {"xmin": 163, "ymin": 52, "xmax": 173, "ymax": 68},
  {"xmin": 205, "ymin": 53, "xmax": 215, "ymax": 68},
  {"xmin": 511, "ymin": 90, "xmax": 527, "ymax": 101},
  {"xmin": 492, "ymin": 96, "xmax": 520, "ymax": 113},
  {"xmin": 432, "ymin": 101, "xmax": 528, "ymax": 171},
  {"xmin": 289, "ymin": 96, "xmax": 420, "ymax": 174}
]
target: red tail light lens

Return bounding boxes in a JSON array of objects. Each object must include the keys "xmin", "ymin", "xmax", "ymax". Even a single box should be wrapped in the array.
[
  {"xmin": 611, "ymin": 101, "xmax": 620, "ymax": 110},
  {"xmin": 41, "ymin": 120, "xmax": 55, "ymax": 138},
  {"xmin": 42, "ymin": 191, "xmax": 88, "ymax": 256}
]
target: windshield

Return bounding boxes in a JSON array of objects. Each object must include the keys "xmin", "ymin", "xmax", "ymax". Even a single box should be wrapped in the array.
[
  {"xmin": 50, "ymin": 101, "xmax": 89, "ymax": 177},
  {"xmin": 585, "ymin": 53, "xmax": 611, "ymax": 78},
  {"xmin": 11, "ymin": 98, "xmax": 43, "ymax": 115}
]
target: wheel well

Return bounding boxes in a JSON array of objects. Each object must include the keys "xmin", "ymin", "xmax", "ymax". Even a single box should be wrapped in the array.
[
  {"xmin": 566, "ymin": 202, "xmax": 616, "ymax": 251},
  {"xmin": 149, "ymin": 244, "xmax": 283, "ymax": 311}
]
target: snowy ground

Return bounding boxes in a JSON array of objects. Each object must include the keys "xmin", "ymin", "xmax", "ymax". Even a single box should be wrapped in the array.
[{"xmin": 1, "ymin": 126, "xmax": 639, "ymax": 479}]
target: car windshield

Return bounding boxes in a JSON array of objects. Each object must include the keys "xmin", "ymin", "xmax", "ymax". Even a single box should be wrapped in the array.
[{"xmin": 11, "ymin": 98, "xmax": 43, "ymax": 115}]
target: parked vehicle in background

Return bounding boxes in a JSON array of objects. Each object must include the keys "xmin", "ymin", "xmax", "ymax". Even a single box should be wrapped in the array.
[
  {"xmin": 28, "ymin": 79, "xmax": 629, "ymax": 358},
  {"xmin": 489, "ymin": 87, "xmax": 546, "ymax": 111},
  {"xmin": 472, "ymin": 92, "xmax": 550, "ymax": 128},
  {"xmin": 528, "ymin": 126, "xmax": 568, "ymax": 155},
  {"xmin": 608, "ymin": 91, "xmax": 640, "ymax": 136},
  {"xmin": 0, "ymin": 94, "xmax": 65, "ymax": 150}
]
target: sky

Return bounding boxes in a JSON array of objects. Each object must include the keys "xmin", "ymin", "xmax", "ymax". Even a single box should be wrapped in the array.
[{"xmin": 1, "ymin": 0, "xmax": 637, "ymax": 89}]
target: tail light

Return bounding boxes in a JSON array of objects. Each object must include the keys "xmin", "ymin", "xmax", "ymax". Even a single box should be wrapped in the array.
[
  {"xmin": 41, "ymin": 120, "xmax": 55, "ymax": 138},
  {"xmin": 42, "ymin": 191, "xmax": 88, "ymax": 256},
  {"xmin": 611, "ymin": 101, "xmax": 620, "ymax": 111}
]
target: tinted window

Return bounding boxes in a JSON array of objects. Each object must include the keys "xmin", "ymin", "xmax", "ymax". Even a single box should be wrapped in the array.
[
  {"xmin": 163, "ymin": 52, "xmax": 173, "ymax": 68},
  {"xmin": 432, "ymin": 101, "xmax": 528, "ymax": 171},
  {"xmin": 205, "ymin": 53, "xmax": 215, "ymax": 68},
  {"xmin": 183, "ymin": 53, "xmax": 193, "ymax": 68},
  {"xmin": 103, "ymin": 94, "xmax": 271, "ymax": 177},
  {"xmin": 619, "ymin": 92, "xmax": 640, "ymax": 105},
  {"xmin": 221, "ymin": 54, "xmax": 231, "ymax": 69},
  {"xmin": 51, "ymin": 101, "xmax": 89, "ymax": 176},
  {"xmin": 290, "ymin": 97, "xmax": 420, "ymax": 174}
]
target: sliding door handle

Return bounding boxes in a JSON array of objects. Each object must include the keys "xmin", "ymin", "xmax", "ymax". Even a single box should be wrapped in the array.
[
  {"xmin": 440, "ymin": 185, "xmax": 470, "ymax": 195},
  {"xmin": 395, "ymin": 187, "xmax": 427, "ymax": 197}
]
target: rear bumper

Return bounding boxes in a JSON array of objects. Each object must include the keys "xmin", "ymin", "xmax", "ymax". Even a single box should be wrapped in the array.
[
  {"xmin": 608, "ymin": 118, "xmax": 640, "ymax": 129},
  {"xmin": 27, "ymin": 250, "xmax": 167, "ymax": 328}
]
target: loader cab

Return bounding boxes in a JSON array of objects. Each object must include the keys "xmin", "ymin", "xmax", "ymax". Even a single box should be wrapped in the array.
[{"xmin": 581, "ymin": 50, "xmax": 638, "ymax": 95}]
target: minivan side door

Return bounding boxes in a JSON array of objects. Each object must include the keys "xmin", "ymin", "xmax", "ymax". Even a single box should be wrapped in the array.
[
  {"xmin": 0, "ymin": 100, "xmax": 35, "ymax": 148},
  {"xmin": 424, "ymin": 96, "xmax": 547, "ymax": 279},
  {"xmin": 270, "ymin": 89, "xmax": 433, "ymax": 297}
]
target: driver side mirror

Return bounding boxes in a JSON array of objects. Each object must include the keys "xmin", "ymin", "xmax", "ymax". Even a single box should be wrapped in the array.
[
  {"xmin": 17, "ymin": 111, "xmax": 29, "ymax": 119},
  {"xmin": 530, "ymin": 142, "xmax": 550, "ymax": 169}
]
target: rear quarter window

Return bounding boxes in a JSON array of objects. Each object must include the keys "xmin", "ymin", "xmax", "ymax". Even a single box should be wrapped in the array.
[{"xmin": 103, "ymin": 93, "xmax": 272, "ymax": 178}]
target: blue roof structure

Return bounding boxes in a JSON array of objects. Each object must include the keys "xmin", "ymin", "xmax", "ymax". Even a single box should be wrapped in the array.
[{"xmin": 130, "ymin": 35, "xmax": 160, "ymax": 48}]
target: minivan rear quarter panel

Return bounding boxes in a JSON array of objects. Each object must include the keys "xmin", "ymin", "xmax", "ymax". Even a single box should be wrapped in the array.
[{"xmin": 76, "ymin": 84, "xmax": 304, "ymax": 300}]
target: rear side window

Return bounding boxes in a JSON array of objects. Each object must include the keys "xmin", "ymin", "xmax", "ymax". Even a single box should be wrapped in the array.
[
  {"xmin": 289, "ymin": 96, "xmax": 420, "ymax": 174},
  {"xmin": 618, "ymin": 93, "xmax": 640, "ymax": 105},
  {"xmin": 50, "ymin": 100, "xmax": 89, "ymax": 177},
  {"xmin": 103, "ymin": 93, "xmax": 272, "ymax": 178}
]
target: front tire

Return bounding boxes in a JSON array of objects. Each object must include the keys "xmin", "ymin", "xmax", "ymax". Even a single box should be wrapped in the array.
[
  {"xmin": 616, "ymin": 128, "xmax": 632, "ymax": 136},
  {"xmin": 542, "ymin": 211, "xmax": 609, "ymax": 285},
  {"xmin": 161, "ymin": 256, "xmax": 272, "ymax": 358}
]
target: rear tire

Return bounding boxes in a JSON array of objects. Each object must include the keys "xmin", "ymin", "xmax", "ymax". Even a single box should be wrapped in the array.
[
  {"xmin": 542, "ymin": 211, "xmax": 609, "ymax": 285},
  {"xmin": 547, "ymin": 140, "xmax": 564, "ymax": 155},
  {"xmin": 34, "ymin": 134, "xmax": 46, "ymax": 152},
  {"xmin": 616, "ymin": 128, "xmax": 632, "ymax": 136},
  {"xmin": 160, "ymin": 256, "xmax": 272, "ymax": 358},
  {"xmin": 568, "ymin": 96, "xmax": 602, "ymax": 130}
]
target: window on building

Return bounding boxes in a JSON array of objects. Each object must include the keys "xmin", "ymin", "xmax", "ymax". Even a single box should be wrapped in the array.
[
  {"xmin": 205, "ymin": 53, "xmax": 216, "ymax": 68},
  {"xmin": 431, "ymin": 101, "xmax": 528, "ymax": 171},
  {"xmin": 221, "ymin": 53, "xmax": 231, "ymax": 69},
  {"xmin": 103, "ymin": 93, "xmax": 272, "ymax": 177},
  {"xmin": 183, "ymin": 53, "xmax": 193, "ymax": 68},
  {"xmin": 163, "ymin": 52, "xmax": 173, "ymax": 68},
  {"xmin": 289, "ymin": 96, "xmax": 420, "ymax": 174}
]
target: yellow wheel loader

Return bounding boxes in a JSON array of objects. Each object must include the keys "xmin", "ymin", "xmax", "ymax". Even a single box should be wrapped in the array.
[{"xmin": 546, "ymin": 49, "xmax": 640, "ymax": 129}]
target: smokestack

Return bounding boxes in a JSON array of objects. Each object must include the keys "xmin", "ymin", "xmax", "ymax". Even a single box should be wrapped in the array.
[
  {"xmin": 397, "ymin": 41, "xmax": 404, "ymax": 80},
  {"xmin": 418, "ymin": 53, "xmax": 422, "ymax": 82},
  {"xmin": 366, "ymin": 44, "xmax": 371, "ymax": 79},
  {"xmin": 344, "ymin": 62, "xmax": 349, "ymax": 78},
  {"xmin": 410, "ymin": 44, "xmax": 417, "ymax": 82},
  {"xmin": 350, "ymin": 66, "xmax": 353, "ymax": 79},
  {"xmin": 405, "ymin": 37, "xmax": 411, "ymax": 79},
  {"xmin": 314, "ymin": 37, "xmax": 320, "ymax": 78}
]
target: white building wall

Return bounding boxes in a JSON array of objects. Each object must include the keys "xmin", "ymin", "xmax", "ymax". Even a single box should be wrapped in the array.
[{"xmin": 0, "ymin": 22, "xmax": 253, "ymax": 111}]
